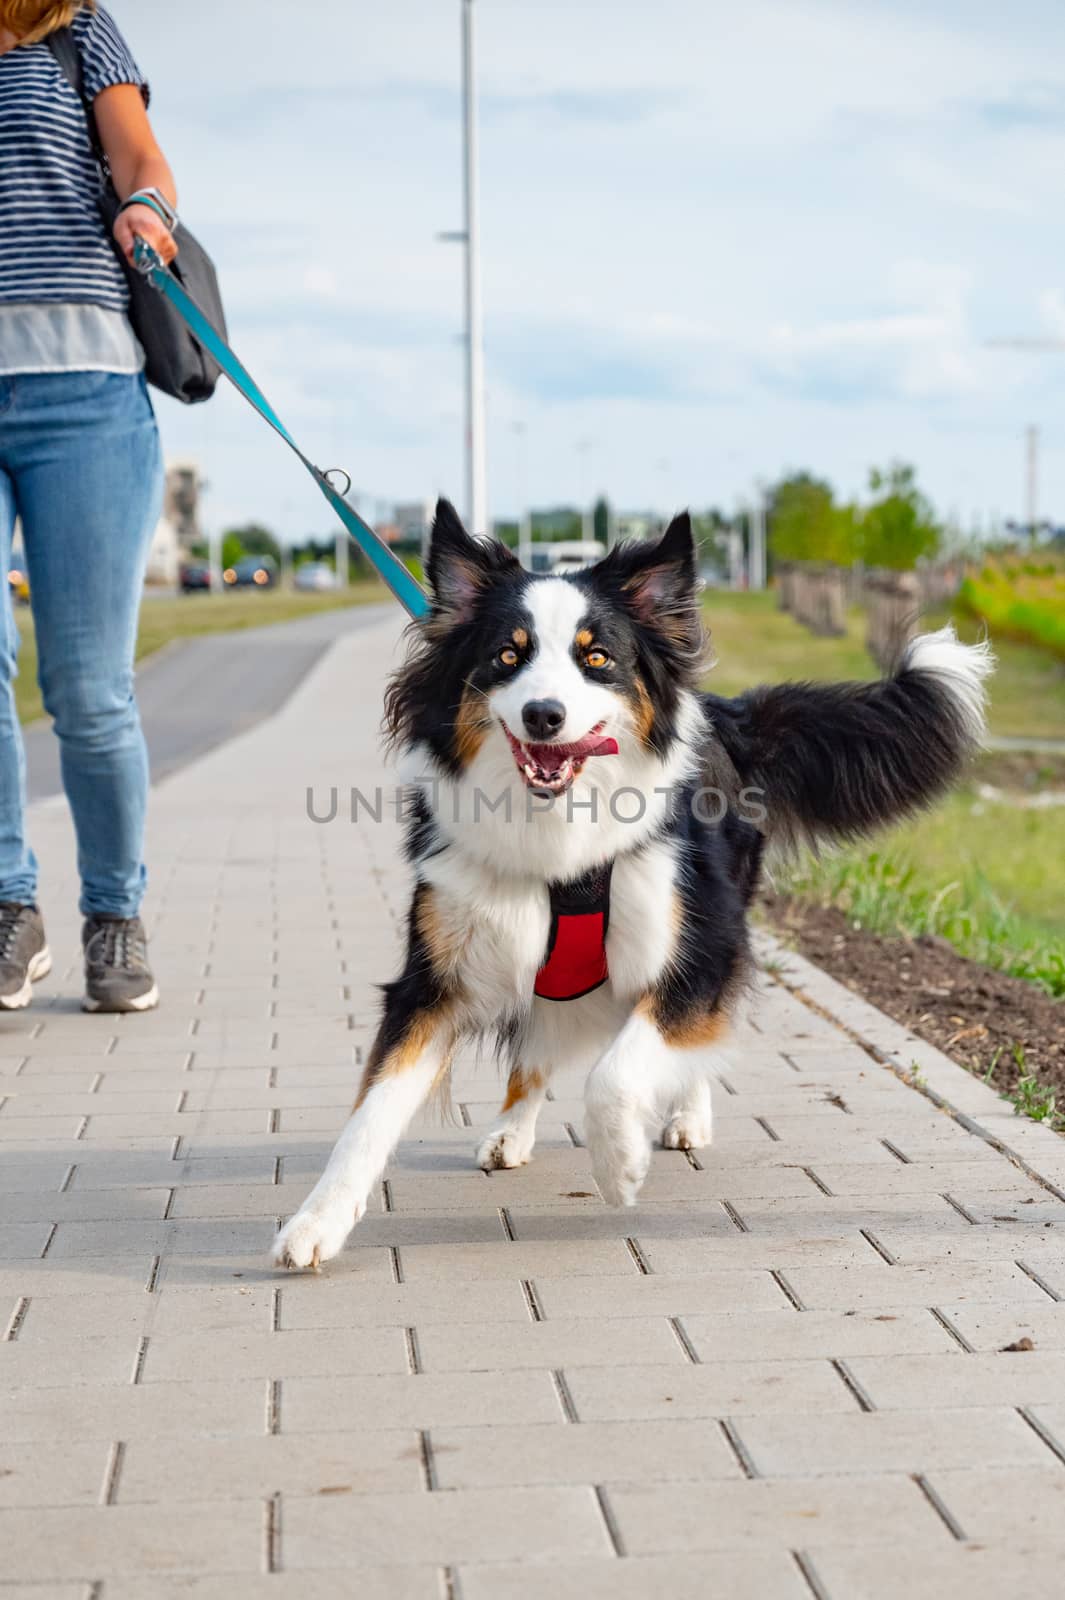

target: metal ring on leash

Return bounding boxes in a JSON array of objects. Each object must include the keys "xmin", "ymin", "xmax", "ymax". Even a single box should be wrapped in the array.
[{"xmin": 322, "ymin": 467, "xmax": 352, "ymax": 497}]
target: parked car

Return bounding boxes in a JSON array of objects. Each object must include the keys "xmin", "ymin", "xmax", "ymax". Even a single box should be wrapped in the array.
[
  {"xmin": 223, "ymin": 555, "xmax": 278, "ymax": 589},
  {"xmin": 179, "ymin": 560, "xmax": 212, "ymax": 593},
  {"xmin": 294, "ymin": 561, "xmax": 339, "ymax": 593}
]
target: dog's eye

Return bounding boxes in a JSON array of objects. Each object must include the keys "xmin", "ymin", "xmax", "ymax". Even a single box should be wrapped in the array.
[
  {"xmin": 585, "ymin": 648, "xmax": 611, "ymax": 670},
  {"xmin": 497, "ymin": 646, "xmax": 519, "ymax": 668}
]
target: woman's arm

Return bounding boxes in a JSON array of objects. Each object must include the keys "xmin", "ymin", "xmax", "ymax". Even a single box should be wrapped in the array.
[{"xmin": 93, "ymin": 84, "xmax": 179, "ymax": 265}]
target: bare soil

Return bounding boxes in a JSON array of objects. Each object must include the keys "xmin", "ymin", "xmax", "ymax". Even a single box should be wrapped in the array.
[{"xmin": 765, "ymin": 894, "xmax": 1065, "ymax": 1102}]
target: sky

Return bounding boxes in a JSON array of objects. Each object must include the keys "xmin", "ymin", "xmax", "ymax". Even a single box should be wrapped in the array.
[{"xmin": 117, "ymin": 0, "xmax": 1065, "ymax": 542}]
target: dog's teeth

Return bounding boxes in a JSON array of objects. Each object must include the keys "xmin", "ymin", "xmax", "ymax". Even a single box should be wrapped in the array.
[{"xmin": 524, "ymin": 763, "xmax": 536, "ymax": 780}]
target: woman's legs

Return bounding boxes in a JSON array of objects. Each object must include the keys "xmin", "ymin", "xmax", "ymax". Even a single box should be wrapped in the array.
[{"xmin": 4, "ymin": 372, "xmax": 163, "ymax": 918}]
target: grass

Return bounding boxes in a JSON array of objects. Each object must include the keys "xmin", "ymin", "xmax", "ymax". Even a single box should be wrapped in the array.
[
  {"xmin": 780, "ymin": 845, "xmax": 1065, "ymax": 1000},
  {"xmin": 701, "ymin": 589, "xmax": 1065, "ymax": 741},
  {"xmin": 12, "ymin": 581, "xmax": 388, "ymax": 726}
]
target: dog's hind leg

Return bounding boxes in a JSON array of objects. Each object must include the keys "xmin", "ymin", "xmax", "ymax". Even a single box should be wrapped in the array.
[
  {"xmin": 274, "ymin": 1009, "xmax": 454, "ymax": 1270},
  {"xmin": 476, "ymin": 1063, "xmax": 547, "ymax": 1170},
  {"xmin": 661, "ymin": 1064, "xmax": 715, "ymax": 1152},
  {"xmin": 586, "ymin": 1003, "xmax": 729, "ymax": 1205}
]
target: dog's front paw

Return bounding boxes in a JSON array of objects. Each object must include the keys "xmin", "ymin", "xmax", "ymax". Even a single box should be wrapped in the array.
[
  {"xmin": 476, "ymin": 1125, "xmax": 534, "ymax": 1171},
  {"xmin": 585, "ymin": 1112, "xmax": 649, "ymax": 1208},
  {"xmin": 272, "ymin": 1197, "xmax": 362, "ymax": 1272},
  {"xmin": 661, "ymin": 1111, "xmax": 713, "ymax": 1151}
]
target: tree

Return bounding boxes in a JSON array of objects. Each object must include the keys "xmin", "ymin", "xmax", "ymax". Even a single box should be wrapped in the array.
[
  {"xmin": 592, "ymin": 497, "xmax": 612, "ymax": 546},
  {"xmin": 767, "ymin": 472, "xmax": 857, "ymax": 565},
  {"xmin": 221, "ymin": 523, "xmax": 282, "ymax": 565},
  {"xmin": 860, "ymin": 462, "xmax": 941, "ymax": 570}
]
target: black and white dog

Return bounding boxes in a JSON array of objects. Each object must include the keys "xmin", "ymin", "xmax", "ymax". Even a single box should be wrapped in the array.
[{"xmin": 275, "ymin": 501, "xmax": 992, "ymax": 1269}]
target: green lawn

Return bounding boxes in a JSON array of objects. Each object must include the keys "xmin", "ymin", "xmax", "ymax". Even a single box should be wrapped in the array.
[
  {"xmin": 701, "ymin": 590, "xmax": 1065, "ymax": 741},
  {"xmin": 12, "ymin": 581, "xmax": 388, "ymax": 725},
  {"xmin": 699, "ymin": 588, "xmax": 1065, "ymax": 994}
]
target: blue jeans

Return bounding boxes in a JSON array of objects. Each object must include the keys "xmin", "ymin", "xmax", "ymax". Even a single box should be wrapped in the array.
[{"xmin": 0, "ymin": 371, "xmax": 163, "ymax": 918}]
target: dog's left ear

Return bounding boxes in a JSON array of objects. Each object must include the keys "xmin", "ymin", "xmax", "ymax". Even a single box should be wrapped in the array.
[
  {"xmin": 605, "ymin": 512, "xmax": 699, "ymax": 645},
  {"xmin": 427, "ymin": 498, "xmax": 520, "ymax": 623}
]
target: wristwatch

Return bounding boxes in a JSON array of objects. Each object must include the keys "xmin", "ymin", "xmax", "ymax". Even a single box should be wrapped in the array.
[{"xmin": 119, "ymin": 186, "xmax": 179, "ymax": 233}]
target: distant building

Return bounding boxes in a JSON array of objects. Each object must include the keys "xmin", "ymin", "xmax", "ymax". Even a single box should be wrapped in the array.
[
  {"xmin": 145, "ymin": 513, "xmax": 180, "ymax": 586},
  {"xmin": 162, "ymin": 459, "xmax": 204, "ymax": 553},
  {"xmin": 145, "ymin": 458, "xmax": 204, "ymax": 586},
  {"xmin": 393, "ymin": 500, "xmax": 434, "ymax": 556}
]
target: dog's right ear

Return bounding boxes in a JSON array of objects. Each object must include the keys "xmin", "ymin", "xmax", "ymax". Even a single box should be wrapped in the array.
[{"xmin": 427, "ymin": 498, "xmax": 520, "ymax": 623}]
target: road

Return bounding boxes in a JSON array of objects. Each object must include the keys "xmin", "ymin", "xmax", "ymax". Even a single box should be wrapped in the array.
[{"xmin": 23, "ymin": 601, "xmax": 393, "ymax": 802}]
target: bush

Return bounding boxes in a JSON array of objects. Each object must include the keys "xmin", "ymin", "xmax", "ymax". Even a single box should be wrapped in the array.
[{"xmin": 959, "ymin": 555, "xmax": 1065, "ymax": 658}]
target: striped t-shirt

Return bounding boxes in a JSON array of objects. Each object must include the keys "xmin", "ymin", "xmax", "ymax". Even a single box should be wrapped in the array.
[{"xmin": 0, "ymin": 5, "xmax": 147, "ymax": 312}]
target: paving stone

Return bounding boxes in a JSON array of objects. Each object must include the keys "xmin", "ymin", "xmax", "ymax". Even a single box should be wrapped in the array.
[
  {"xmin": 0, "ymin": 1502, "xmax": 262, "ymax": 1580},
  {"xmin": 118, "ymin": 1428, "xmax": 423, "ymax": 1503},
  {"xmin": 679, "ymin": 1306, "xmax": 955, "ymax": 1361},
  {"xmin": 430, "ymin": 1418, "xmax": 741, "ymax": 1488},
  {"xmin": 0, "ymin": 1188, "xmax": 172, "ymax": 1223},
  {"xmin": 937, "ymin": 1300, "xmax": 1065, "ymax": 1353},
  {"xmin": 806, "ymin": 1543, "xmax": 1065, "ymax": 1600},
  {"xmin": 563, "ymin": 1360, "xmax": 858, "ymax": 1420},
  {"xmin": 282, "ymin": 1485, "xmax": 610, "ymax": 1567},
  {"xmin": 396, "ymin": 1240, "xmax": 639, "ymax": 1280},
  {"xmin": 0, "ymin": 1440, "xmax": 110, "ymax": 1507},
  {"xmin": 140, "ymin": 1323, "xmax": 408, "ymax": 1381},
  {"xmin": 531, "ymin": 1269, "xmax": 788, "ymax": 1320},
  {"xmin": 783, "ymin": 1259, "xmax": 1052, "ymax": 1311},
  {"xmin": 456, "ymin": 1552, "xmax": 809, "ymax": 1599},
  {"xmin": 0, "ymin": 1332, "xmax": 139, "ymax": 1386},
  {"xmin": 415, "ymin": 1316, "xmax": 685, "ymax": 1372},
  {"xmin": 279, "ymin": 1277, "xmax": 530, "ymax": 1330},
  {"xmin": 604, "ymin": 1474, "xmax": 945, "ymax": 1553},
  {"xmin": 924, "ymin": 1466, "xmax": 1065, "ymax": 1543},
  {"xmin": 731, "ymin": 1407, "xmax": 1053, "ymax": 1477},
  {"xmin": 0, "ymin": 1378, "xmax": 266, "ymax": 1442},
  {"xmin": 846, "ymin": 1351, "xmax": 1065, "ymax": 1409},
  {"xmin": 284, "ymin": 1370, "xmax": 564, "ymax": 1433},
  {"xmin": 102, "ymin": 1572, "xmax": 438, "ymax": 1600}
]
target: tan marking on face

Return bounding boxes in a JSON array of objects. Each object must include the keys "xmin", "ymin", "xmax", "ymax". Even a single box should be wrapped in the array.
[
  {"xmin": 632, "ymin": 676, "xmax": 656, "ymax": 745},
  {"xmin": 454, "ymin": 684, "xmax": 490, "ymax": 767},
  {"xmin": 512, "ymin": 626, "xmax": 528, "ymax": 649},
  {"xmin": 575, "ymin": 627, "xmax": 594, "ymax": 649},
  {"xmin": 501, "ymin": 1065, "xmax": 545, "ymax": 1111}
]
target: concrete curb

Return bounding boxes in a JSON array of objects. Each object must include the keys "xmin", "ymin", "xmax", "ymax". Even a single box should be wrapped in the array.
[{"xmin": 754, "ymin": 926, "xmax": 1065, "ymax": 1200}]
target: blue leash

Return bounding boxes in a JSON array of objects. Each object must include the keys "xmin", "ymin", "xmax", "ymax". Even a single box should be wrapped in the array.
[{"xmin": 133, "ymin": 238, "xmax": 430, "ymax": 620}]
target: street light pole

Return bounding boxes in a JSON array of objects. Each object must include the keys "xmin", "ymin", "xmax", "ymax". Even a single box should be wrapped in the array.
[
  {"xmin": 1026, "ymin": 424, "xmax": 1039, "ymax": 540},
  {"xmin": 462, "ymin": 0, "xmax": 487, "ymax": 537}
]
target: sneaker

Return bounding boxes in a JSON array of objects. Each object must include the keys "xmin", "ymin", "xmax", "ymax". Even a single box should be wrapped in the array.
[
  {"xmin": 82, "ymin": 915, "xmax": 159, "ymax": 1013},
  {"xmin": 0, "ymin": 902, "xmax": 51, "ymax": 1010}
]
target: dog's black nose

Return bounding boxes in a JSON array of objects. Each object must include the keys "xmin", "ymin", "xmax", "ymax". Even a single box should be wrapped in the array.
[{"xmin": 522, "ymin": 699, "xmax": 566, "ymax": 740}]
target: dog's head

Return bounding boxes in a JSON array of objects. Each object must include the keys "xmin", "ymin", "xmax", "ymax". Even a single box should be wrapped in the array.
[{"xmin": 386, "ymin": 499, "xmax": 706, "ymax": 796}]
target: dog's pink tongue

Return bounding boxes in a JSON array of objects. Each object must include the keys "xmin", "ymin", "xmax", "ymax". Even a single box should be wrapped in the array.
[{"xmin": 526, "ymin": 733, "xmax": 619, "ymax": 765}]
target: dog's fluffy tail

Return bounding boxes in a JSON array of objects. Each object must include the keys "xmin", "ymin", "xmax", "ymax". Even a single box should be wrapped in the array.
[{"xmin": 704, "ymin": 625, "xmax": 994, "ymax": 851}]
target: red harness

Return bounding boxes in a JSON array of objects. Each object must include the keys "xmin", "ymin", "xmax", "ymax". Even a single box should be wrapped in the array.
[{"xmin": 534, "ymin": 864, "xmax": 612, "ymax": 1003}]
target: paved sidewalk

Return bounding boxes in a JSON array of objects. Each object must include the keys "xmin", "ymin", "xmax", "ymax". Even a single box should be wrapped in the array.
[{"xmin": 3, "ymin": 611, "xmax": 1065, "ymax": 1599}]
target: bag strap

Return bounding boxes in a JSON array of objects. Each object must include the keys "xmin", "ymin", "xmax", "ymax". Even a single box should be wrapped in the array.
[{"xmin": 46, "ymin": 27, "xmax": 109, "ymax": 172}]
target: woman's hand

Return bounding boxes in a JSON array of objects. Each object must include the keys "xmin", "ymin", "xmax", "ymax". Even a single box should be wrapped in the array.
[{"xmin": 113, "ymin": 203, "xmax": 177, "ymax": 266}]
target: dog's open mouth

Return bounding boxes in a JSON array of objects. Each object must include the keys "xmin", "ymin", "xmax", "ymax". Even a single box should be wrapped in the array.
[{"xmin": 502, "ymin": 721, "xmax": 619, "ymax": 796}]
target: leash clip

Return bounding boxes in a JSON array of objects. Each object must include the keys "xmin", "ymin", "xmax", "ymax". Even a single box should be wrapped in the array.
[
  {"xmin": 131, "ymin": 235, "xmax": 165, "ymax": 279},
  {"xmin": 322, "ymin": 467, "xmax": 352, "ymax": 497}
]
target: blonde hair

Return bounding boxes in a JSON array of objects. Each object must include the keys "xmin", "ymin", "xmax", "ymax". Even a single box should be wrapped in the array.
[{"xmin": 0, "ymin": 0, "xmax": 94, "ymax": 46}]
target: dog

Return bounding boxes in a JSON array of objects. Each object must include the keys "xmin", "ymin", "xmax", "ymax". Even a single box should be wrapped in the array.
[{"xmin": 274, "ymin": 499, "xmax": 993, "ymax": 1269}]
